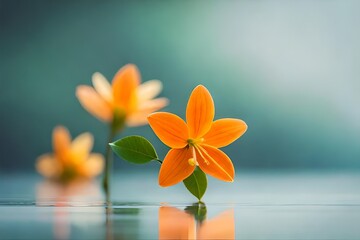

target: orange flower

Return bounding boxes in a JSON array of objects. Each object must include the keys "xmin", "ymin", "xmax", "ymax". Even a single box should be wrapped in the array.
[
  {"xmin": 76, "ymin": 64, "xmax": 168, "ymax": 127},
  {"xmin": 36, "ymin": 126, "xmax": 104, "ymax": 181},
  {"xmin": 148, "ymin": 85, "xmax": 247, "ymax": 187}
]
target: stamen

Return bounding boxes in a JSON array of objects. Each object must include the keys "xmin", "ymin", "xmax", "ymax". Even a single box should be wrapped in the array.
[
  {"xmin": 191, "ymin": 146, "xmax": 199, "ymax": 166},
  {"xmin": 188, "ymin": 158, "xmax": 196, "ymax": 166},
  {"xmin": 194, "ymin": 145, "xmax": 210, "ymax": 165},
  {"xmin": 196, "ymin": 145, "xmax": 234, "ymax": 181},
  {"xmin": 192, "ymin": 146, "xmax": 197, "ymax": 161}
]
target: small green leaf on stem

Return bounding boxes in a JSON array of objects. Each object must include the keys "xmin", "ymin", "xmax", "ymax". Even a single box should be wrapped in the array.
[
  {"xmin": 109, "ymin": 135, "xmax": 158, "ymax": 164},
  {"xmin": 183, "ymin": 167, "xmax": 207, "ymax": 201}
]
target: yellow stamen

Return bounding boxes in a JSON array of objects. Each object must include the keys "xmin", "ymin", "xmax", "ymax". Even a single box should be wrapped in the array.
[
  {"xmin": 191, "ymin": 146, "xmax": 197, "ymax": 161},
  {"xmin": 188, "ymin": 158, "xmax": 196, "ymax": 166},
  {"xmin": 194, "ymin": 145, "xmax": 210, "ymax": 165},
  {"xmin": 197, "ymin": 145, "xmax": 234, "ymax": 181}
]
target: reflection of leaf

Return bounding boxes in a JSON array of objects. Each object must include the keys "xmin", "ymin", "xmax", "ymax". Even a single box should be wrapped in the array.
[
  {"xmin": 184, "ymin": 202, "xmax": 207, "ymax": 223},
  {"xmin": 112, "ymin": 208, "xmax": 140, "ymax": 215},
  {"xmin": 110, "ymin": 136, "xmax": 158, "ymax": 164},
  {"xmin": 111, "ymin": 201, "xmax": 148, "ymax": 206},
  {"xmin": 183, "ymin": 167, "xmax": 207, "ymax": 200},
  {"xmin": 111, "ymin": 210, "xmax": 141, "ymax": 240}
]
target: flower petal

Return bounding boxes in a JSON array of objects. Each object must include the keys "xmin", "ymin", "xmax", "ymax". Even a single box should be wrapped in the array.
[
  {"xmin": 125, "ymin": 113, "xmax": 149, "ymax": 127},
  {"xmin": 112, "ymin": 64, "xmax": 140, "ymax": 113},
  {"xmin": 148, "ymin": 112, "xmax": 189, "ymax": 148},
  {"xmin": 159, "ymin": 207, "xmax": 196, "ymax": 240},
  {"xmin": 203, "ymin": 118, "xmax": 247, "ymax": 148},
  {"xmin": 196, "ymin": 145, "xmax": 234, "ymax": 182},
  {"xmin": 53, "ymin": 126, "xmax": 71, "ymax": 162},
  {"xmin": 76, "ymin": 85, "xmax": 112, "ymax": 122},
  {"xmin": 138, "ymin": 97, "xmax": 169, "ymax": 112},
  {"xmin": 159, "ymin": 148, "xmax": 195, "ymax": 187},
  {"xmin": 186, "ymin": 85, "xmax": 215, "ymax": 139},
  {"xmin": 81, "ymin": 153, "xmax": 104, "ymax": 178},
  {"xmin": 70, "ymin": 132, "xmax": 94, "ymax": 164},
  {"xmin": 36, "ymin": 154, "xmax": 62, "ymax": 178},
  {"xmin": 92, "ymin": 72, "xmax": 112, "ymax": 103},
  {"xmin": 126, "ymin": 98, "xmax": 169, "ymax": 127},
  {"xmin": 137, "ymin": 80, "xmax": 163, "ymax": 101},
  {"xmin": 125, "ymin": 112, "xmax": 150, "ymax": 127}
]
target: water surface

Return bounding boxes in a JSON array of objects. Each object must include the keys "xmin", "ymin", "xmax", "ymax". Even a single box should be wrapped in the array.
[{"xmin": 1, "ymin": 171, "xmax": 360, "ymax": 239}]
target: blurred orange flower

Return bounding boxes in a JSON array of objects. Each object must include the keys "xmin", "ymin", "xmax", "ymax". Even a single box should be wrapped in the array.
[
  {"xmin": 36, "ymin": 126, "xmax": 104, "ymax": 181},
  {"xmin": 159, "ymin": 206, "xmax": 235, "ymax": 240},
  {"xmin": 148, "ymin": 85, "xmax": 247, "ymax": 187},
  {"xmin": 76, "ymin": 64, "xmax": 168, "ymax": 127}
]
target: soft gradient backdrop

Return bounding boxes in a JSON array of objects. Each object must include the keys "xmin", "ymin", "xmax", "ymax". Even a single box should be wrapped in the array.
[{"xmin": 1, "ymin": 0, "xmax": 359, "ymax": 172}]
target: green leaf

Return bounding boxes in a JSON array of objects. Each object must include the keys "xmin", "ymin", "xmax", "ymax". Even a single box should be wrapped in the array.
[
  {"xmin": 183, "ymin": 167, "xmax": 207, "ymax": 200},
  {"xmin": 110, "ymin": 135, "xmax": 158, "ymax": 164}
]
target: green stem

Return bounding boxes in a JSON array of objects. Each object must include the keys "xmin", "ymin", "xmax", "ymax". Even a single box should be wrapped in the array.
[{"xmin": 103, "ymin": 126, "xmax": 117, "ymax": 204}]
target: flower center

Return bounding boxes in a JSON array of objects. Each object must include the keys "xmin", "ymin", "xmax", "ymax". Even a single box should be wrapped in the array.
[
  {"xmin": 187, "ymin": 139, "xmax": 207, "ymax": 166},
  {"xmin": 187, "ymin": 138, "xmax": 204, "ymax": 147}
]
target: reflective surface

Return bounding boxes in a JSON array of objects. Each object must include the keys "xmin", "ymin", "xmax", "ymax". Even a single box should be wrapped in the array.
[{"xmin": 1, "ymin": 171, "xmax": 360, "ymax": 239}]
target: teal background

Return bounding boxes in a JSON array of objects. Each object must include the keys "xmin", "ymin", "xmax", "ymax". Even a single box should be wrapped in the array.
[{"xmin": 0, "ymin": 1, "xmax": 359, "ymax": 171}]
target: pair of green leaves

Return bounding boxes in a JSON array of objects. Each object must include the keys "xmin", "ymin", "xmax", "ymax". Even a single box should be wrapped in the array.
[{"xmin": 109, "ymin": 135, "xmax": 207, "ymax": 200}]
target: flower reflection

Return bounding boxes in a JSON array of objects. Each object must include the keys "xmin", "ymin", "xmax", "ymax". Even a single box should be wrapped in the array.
[
  {"xmin": 36, "ymin": 179, "xmax": 103, "ymax": 205},
  {"xmin": 36, "ymin": 180, "xmax": 104, "ymax": 240},
  {"xmin": 159, "ymin": 204, "xmax": 235, "ymax": 239},
  {"xmin": 159, "ymin": 206, "xmax": 196, "ymax": 239}
]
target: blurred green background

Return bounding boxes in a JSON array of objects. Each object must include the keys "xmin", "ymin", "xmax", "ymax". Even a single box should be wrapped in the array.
[{"xmin": 0, "ymin": 0, "xmax": 359, "ymax": 172}]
